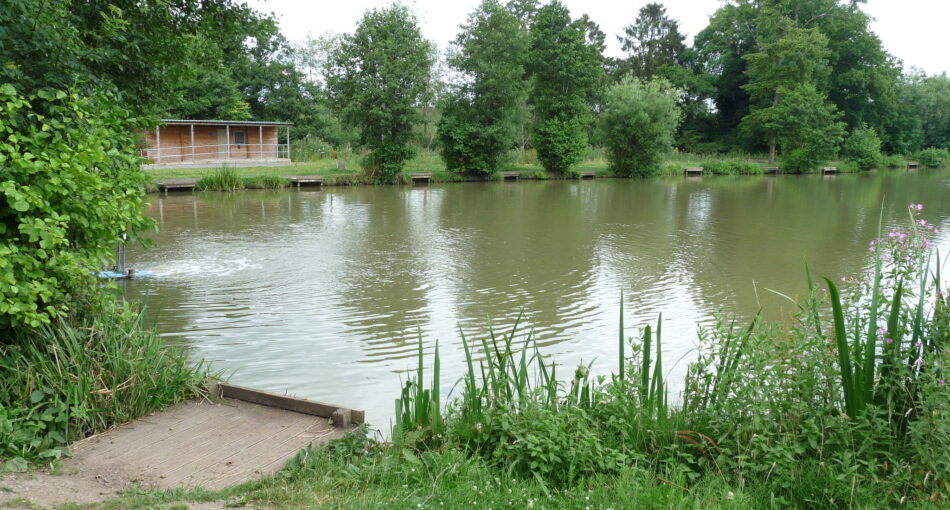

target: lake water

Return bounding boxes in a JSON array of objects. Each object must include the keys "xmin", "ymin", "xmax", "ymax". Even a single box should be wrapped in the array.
[{"xmin": 125, "ymin": 170, "xmax": 950, "ymax": 426}]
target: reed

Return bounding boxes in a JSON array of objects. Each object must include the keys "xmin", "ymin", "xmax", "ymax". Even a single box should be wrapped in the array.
[{"xmin": 196, "ymin": 166, "xmax": 243, "ymax": 191}]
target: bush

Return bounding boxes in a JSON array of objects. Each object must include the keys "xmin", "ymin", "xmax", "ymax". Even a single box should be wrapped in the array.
[
  {"xmin": 882, "ymin": 154, "xmax": 906, "ymax": 168},
  {"xmin": 701, "ymin": 160, "xmax": 763, "ymax": 175},
  {"xmin": 598, "ymin": 78, "xmax": 681, "ymax": 178},
  {"xmin": 918, "ymin": 147, "xmax": 950, "ymax": 167},
  {"xmin": 0, "ymin": 85, "xmax": 152, "ymax": 328},
  {"xmin": 843, "ymin": 126, "xmax": 883, "ymax": 171}
]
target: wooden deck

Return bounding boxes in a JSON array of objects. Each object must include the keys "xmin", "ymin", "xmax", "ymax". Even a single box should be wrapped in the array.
[
  {"xmin": 157, "ymin": 178, "xmax": 198, "ymax": 193},
  {"xmin": 410, "ymin": 172, "xmax": 432, "ymax": 184},
  {"xmin": 579, "ymin": 170, "xmax": 597, "ymax": 179},
  {"xmin": 288, "ymin": 175, "xmax": 324, "ymax": 187},
  {"xmin": 684, "ymin": 167, "xmax": 704, "ymax": 175},
  {"xmin": 822, "ymin": 166, "xmax": 838, "ymax": 174},
  {"xmin": 908, "ymin": 161, "xmax": 919, "ymax": 169},
  {"xmin": 500, "ymin": 171, "xmax": 520, "ymax": 181},
  {"xmin": 59, "ymin": 384, "xmax": 361, "ymax": 491},
  {"xmin": 764, "ymin": 166, "xmax": 779, "ymax": 174}
]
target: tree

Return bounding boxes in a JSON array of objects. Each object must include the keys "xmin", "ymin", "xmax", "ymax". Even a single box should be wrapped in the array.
[
  {"xmin": 438, "ymin": 0, "xmax": 529, "ymax": 175},
  {"xmin": 326, "ymin": 5, "xmax": 434, "ymax": 182},
  {"xmin": 741, "ymin": 16, "xmax": 831, "ymax": 162},
  {"xmin": 843, "ymin": 126, "xmax": 882, "ymax": 171},
  {"xmin": 760, "ymin": 83, "xmax": 845, "ymax": 173},
  {"xmin": 527, "ymin": 1, "xmax": 603, "ymax": 174},
  {"xmin": 597, "ymin": 78, "xmax": 681, "ymax": 177},
  {"xmin": 618, "ymin": 3, "xmax": 686, "ymax": 79}
]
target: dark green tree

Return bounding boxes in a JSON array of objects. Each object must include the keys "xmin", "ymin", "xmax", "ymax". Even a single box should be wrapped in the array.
[
  {"xmin": 618, "ymin": 3, "xmax": 686, "ymax": 79},
  {"xmin": 438, "ymin": 0, "xmax": 529, "ymax": 176},
  {"xmin": 597, "ymin": 78, "xmax": 681, "ymax": 177},
  {"xmin": 741, "ymin": 16, "xmax": 831, "ymax": 162},
  {"xmin": 527, "ymin": 1, "xmax": 603, "ymax": 174},
  {"xmin": 326, "ymin": 5, "xmax": 434, "ymax": 182}
]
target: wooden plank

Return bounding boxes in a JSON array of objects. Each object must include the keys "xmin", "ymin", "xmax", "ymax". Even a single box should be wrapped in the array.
[
  {"xmin": 764, "ymin": 166, "xmax": 779, "ymax": 174},
  {"xmin": 157, "ymin": 178, "xmax": 198, "ymax": 192},
  {"xmin": 822, "ymin": 166, "xmax": 838, "ymax": 174},
  {"xmin": 684, "ymin": 167, "xmax": 704, "ymax": 175},
  {"xmin": 579, "ymin": 170, "xmax": 596, "ymax": 179},
  {"xmin": 409, "ymin": 172, "xmax": 432, "ymax": 184},
  {"xmin": 288, "ymin": 175, "xmax": 324, "ymax": 187},
  {"xmin": 499, "ymin": 171, "xmax": 520, "ymax": 180},
  {"xmin": 907, "ymin": 161, "xmax": 919, "ymax": 169},
  {"xmin": 218, "ymin": 383, "xmax": 364, "ymax": 425}
]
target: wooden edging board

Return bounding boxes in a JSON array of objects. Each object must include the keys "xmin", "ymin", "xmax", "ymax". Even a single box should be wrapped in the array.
[{"xmin": 215, "ymin": 382, "xmax": 365, "ymax": 428}]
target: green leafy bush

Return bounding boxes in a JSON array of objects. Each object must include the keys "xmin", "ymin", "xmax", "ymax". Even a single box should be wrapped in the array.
[
  {"xmin": 598, "ymin": 78, "xmax": 682, "ymax": 178},
  {"xmin": 701, "ymin": 160, "xmax": 763, "ymax": 175},
  {"xmin": 844, "ymin": 126, "xmax": 883, "ymax": 170},
  {"xmin": 0, "ymin": 85, "xmax": 153, "ymax": 328},
  {"xmin": 882, "ymin": 154, "xmax": 907, "ymax": 168},
  {"xmin": 918, "ymin": 147, "xmax": 950, "ymax": 167}
]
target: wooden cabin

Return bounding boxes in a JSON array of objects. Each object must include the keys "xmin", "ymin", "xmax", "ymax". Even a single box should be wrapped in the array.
[{"xmin": 140, "ymin": 119, "xmax": 293, "ymax": 167}]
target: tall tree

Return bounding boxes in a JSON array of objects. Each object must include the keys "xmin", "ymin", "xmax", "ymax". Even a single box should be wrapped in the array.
[
  {"xmin": 618, "ymin": 3, "xmax": 686, "ymax": 79},
  {"xmin": 741, "ymin": 13, "xmax": 831, "ymax": 162},
  {"xmin": 326, "ymin": 5, "xmax": 434, "ymax": 182},
  {"xmin": 438, "ymin": 0, "xmax": 530, "ymax": 175},
  {"xmin": 528, "ymin": 1, "xmax": 603, "ymax": 174}
]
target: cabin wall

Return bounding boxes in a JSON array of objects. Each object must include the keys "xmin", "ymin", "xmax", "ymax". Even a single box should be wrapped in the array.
[{"xmin": 140, "ymin": 124, "xmax": 285, "ymax": 164}]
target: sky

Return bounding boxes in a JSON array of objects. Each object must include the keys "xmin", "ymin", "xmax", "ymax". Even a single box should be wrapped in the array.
[{"xmin": 246, "ymin": 0, "xmax": 950, "ymax": 76}]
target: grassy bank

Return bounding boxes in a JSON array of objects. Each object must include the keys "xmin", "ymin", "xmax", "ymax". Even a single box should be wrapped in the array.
[
  {"xmin": 94, "ymin": 204, "xmax": 948, "ymax": 509},
  {"xmin": 0, "ymin": 298, "xmax": 209, "ymax": 470},
  {"xmin": 146, "ymin": 150, "xmax": 916, "ymax": 192}
]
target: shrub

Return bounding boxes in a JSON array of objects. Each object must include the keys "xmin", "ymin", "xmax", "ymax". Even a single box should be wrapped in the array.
[
  {"xmin": 918, "ymin": 147, "xmax": 950, "ymax": 167},
  {"xmin": 882, "ymin": 154, "xmax": 906, "ymax": 168},
  {"xmin": 0, "ymin": 85, "xmax": 152, "ymax": 328},
  {"xmin": 598, "ymin": 78, "xmax": 681, "ymax": 178},
  {"xmin": 701, "ymin": 160, "xmax": 763, "ymax": 175},
  {"xmin": 844, "ymin": 126, "xmax": 883, "ymax": 170}
]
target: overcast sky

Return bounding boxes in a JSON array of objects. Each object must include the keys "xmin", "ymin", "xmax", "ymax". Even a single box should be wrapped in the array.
[{"xmin": 246, "ymin": 0, "xmax": 949, "ymax": 76}]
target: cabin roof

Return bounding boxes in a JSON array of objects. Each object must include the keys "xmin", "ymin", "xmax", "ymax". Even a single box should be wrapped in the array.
[{"xmin": 159, "ymin": 119, "xmax": 293, "ymax": 127}]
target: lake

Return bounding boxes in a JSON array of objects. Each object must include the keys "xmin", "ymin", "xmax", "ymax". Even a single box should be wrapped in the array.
[{"xmin": 125, "ymin": 170, "xmax": 950, "ymax": 425}]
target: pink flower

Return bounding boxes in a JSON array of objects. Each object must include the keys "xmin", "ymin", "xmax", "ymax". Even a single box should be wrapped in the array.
[
  {"xmin": 877, "ymin": 327, "xmax": 888, "ymax": 337},
  {"xmin": 885, "ymin": 337, "xmax": 894, "ymax": 344}
]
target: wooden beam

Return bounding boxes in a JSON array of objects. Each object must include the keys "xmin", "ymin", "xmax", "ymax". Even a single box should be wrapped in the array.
[
  {"xmin": 259, "ymin": 125, "xmax": 263, "ymax": 160},
  {"xmin": 155, "ymin": 126, "xmax": 161, "ymax": 164},
  {"xmin": 190, "ymin": 124, "xmax": 195, "ymax": 163},
  {"xmin": 217, "ymin": 383, "xmax": 364, "ymax": 426},
  {"xmin": 287, "ymin": 126, "xmax": 291, "ymax": 160},
  {"xmin": 225, "ymin": 124, "xmax": 230, "ymax": 161}
]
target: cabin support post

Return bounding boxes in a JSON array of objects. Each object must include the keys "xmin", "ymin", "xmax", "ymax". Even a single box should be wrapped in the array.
[
  {"xmin": 155, "ymin": 126, "xmax": 161, "ymax": 163},
  {"xmin": 190, "ymin": 124, "xmax": 195, "ymax": 163},
  {"xmin": 286, "ymin": 126, "xmax": 291, "ymax": 160},
  {"xmin": 259, "ymin": 125, "xmax": 263, "ymax": 160},
  {"xmin": 225, "ymin": 124, "xmax": 231, "ymax": 162}
]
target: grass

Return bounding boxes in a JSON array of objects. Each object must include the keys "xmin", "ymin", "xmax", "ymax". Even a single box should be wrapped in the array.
[{"xmin": 0, "ymin": 297, "xmax": 210, "ymax": 468}]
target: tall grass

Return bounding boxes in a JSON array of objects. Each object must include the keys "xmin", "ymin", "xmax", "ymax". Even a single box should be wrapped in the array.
[
  {"xmin": 196, "ymin": 166, "xmax": 243, "ymax": 191},
  {"xmin": 391, "ymin": 203, "xmax": 950, "ymax": 505},
  {"xmin": 0, "ymin": 301, "xmax": 209, "ymax": 465}
]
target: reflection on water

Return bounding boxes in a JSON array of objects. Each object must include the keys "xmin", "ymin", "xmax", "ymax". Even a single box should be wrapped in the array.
[{"xmin": 126, "ymin": 170, "xmax": 950, "ymax": 424}]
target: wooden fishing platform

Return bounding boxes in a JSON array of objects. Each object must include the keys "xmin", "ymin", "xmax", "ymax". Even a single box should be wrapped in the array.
[
  {"xmin": 907, "ymin": 161, "xmax": 919, "ymax": 169},
  {"xmin": 289, "ymin": 175, "xmax": 324, "ymax": 187},
  {"xmin": 579, "ymin": 170, "xmax": 597, "ymax": 179},
  {"xmin": 410, "ymin": 172, "xmax": 432, "ymax": 184},
  {"xmin": 822, "ymin": 166, "xmax": 838, "ymax": 174},
  {"xmin": 156, "ymin": 178, "xmax": 198, "ymax": 193},
  {"xmin": 58, "ymin": 383, "xmax": 362, "ymax": 491},
  {"xmin": 764, "ymin": 166, "xmax": 779, "ymax": 174},
  {"xmin": 500, "ymin": 171, "xmax": 520, "ymax": 181},
  {"xmin": 684, "ymin": 167, "xmax": 704, "ymax": 176}
]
